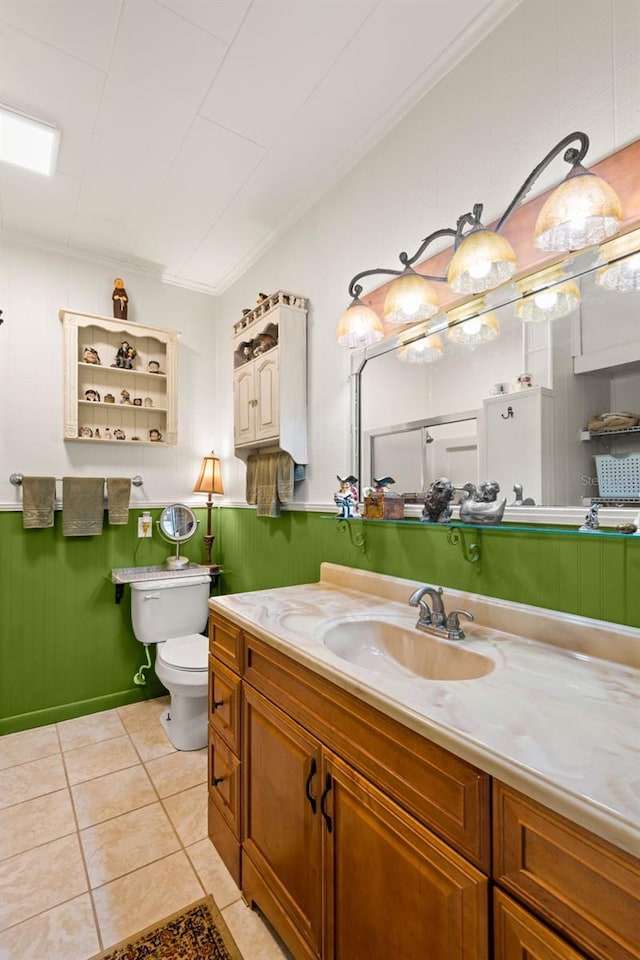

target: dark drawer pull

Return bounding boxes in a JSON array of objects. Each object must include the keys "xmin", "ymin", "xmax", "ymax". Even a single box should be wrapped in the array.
[
  {"xmin": 212, "ymin": 775, "xmax": 225, "ymax": 786},
  {"xmin": 305, "ymin": 757, "xmax": 317, "ymax": 814},
  {"xmin": 211, "ymin": 699, "xmax": 224, "ymax": 711},
  {"xmin": 320, "ymin": 772, "xmax": 333, "ymax": 833}
]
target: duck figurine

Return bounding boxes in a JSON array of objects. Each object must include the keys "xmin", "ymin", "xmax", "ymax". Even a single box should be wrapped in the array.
[
  {"xmin": 459, "ymin": 481, "xmax": 507, "ymax": 525},
  {"xmin": 511, "ymin": 483, "xmax": 536, "ymax": 507}
]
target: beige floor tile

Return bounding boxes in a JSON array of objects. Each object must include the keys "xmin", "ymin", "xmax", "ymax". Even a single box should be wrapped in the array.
[
  {"xmin": 64, "ymin": 735, "xmax": 139, "ymax": 786},
  {"xmin": 0, "ymin": 754, "xmax": 66, "ymax": 810},
  {"xmin": 0, "ymin": 834, "xmax": 87, "ymax": 931},
  {"xmin": 144, "ymin": 747, "xmax": 207, "ymax": 798},
  {"xmin": 163, "ymin": 783, "xmax": 208, "ymax": 846},
  {"xmin": 0, "ymin": 724, "xmax": 60, "ymax": 772},
  {"xmin": 0, "ymin": 893, "xmax": 99, "ymax": 960},
  {"xmin": 71, "ymin": 764, "xmax": 157, "ymax": 829},
  {"xmin": 117, "ymin": 697, "xmax": 170, "ymax": 733},
  {"xmin": 57, "ymin": 708, "xmax": 126, "ymax": 752},
  {"xmin": 92, "ymin": 850, "xmax": 203, "ymax": 948},
  {"xmin": 185, "ymin": 838, "xmax": 242, "ymax": 910},
  {"xmin": 80, "ymin": 802, "xmax": 180, "ymax": 888},
  {"xmin": 222, "ymin": 899, "xmax": 292, "ymax": 960},
  {"xmin": 128, "ymin": 716, "xmax": 176, "ymax": 761},
  {"xmin": 0, "ymin": 788, "xmax": 76, "ymax": 861}
]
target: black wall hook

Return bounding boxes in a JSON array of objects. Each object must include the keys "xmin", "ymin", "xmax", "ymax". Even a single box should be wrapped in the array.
[{"xmin": 501, "ymin": 406, "xmax": 514, "ymax": 420}]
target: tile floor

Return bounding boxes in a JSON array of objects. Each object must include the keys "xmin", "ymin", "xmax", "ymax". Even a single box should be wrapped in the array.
[{"xmin": 0, "ymin": 697, "xmax": 290, "ymax": 960}]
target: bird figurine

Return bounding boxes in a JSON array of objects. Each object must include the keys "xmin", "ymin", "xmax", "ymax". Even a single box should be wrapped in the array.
[
  {"xmin": 373, "ymin": 476, "xmax": 395, "ymax": 492},
  {"xmin": 459, "ymin": 482, "xmax": 507, "ymax": 525},
  {"xmin": 512, "ymin": 483, "xmax": 536, "ymax": 507}
]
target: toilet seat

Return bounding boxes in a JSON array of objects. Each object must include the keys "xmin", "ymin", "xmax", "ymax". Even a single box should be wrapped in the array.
[{"xmin": 158, "ymin": 633, "xmax": 208, "ymax": 671}]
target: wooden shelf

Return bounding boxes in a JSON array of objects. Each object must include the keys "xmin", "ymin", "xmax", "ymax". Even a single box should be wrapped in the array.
[
  {"xmin": 78, "ymin": 362, "xmax": 167, "ymax": 380},
  {"xmin": 78, "ymin": 400, "xmax": 167, "ymax": 412}
]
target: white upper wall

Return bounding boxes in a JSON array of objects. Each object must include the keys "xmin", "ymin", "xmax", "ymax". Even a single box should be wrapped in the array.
[{"xmin": 215, "ymin": 0, "xmax": 640, "ymax": 504}]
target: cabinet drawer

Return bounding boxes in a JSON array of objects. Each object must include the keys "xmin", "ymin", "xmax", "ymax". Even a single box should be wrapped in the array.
[
  {"xmin": 494, "ymin": 889, "xmax": 588, "ymax": 959},
  {"xmin": 493, "ymin": 783, "xmax": 640, "ymax": 960},
  {"xmin": 208, "ymin": 727, "xmax": 241, "ymax": 839},
  {"xmin": 244, "ymin": 633, "xmax": 490, "ymax": 871},
  {"xmin": 208, "ymin": 795, "xmax": 241, "ymax": 888},
  {"xmin": 209, "ymin": 656, "xmax": 241, "ymax": 754},
  {"xmin": 209, "ymin": 612, "xmax": 242, "ymax": 671}
]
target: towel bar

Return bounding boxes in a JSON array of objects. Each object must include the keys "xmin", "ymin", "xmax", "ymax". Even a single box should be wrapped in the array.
[{"xmin": 10, "ymin": 473, "xmax": 144, "ymax": 487}]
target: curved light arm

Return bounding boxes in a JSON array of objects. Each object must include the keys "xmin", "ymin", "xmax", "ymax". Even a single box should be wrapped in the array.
[
  {"xmin": 348, "ymin": 267, "xmax": 407, "ymax": 299},
  {"xmin": 496, "ymin": 131, "xmax": 590, "ymax": 233},
  {"xmin": 399, "ymin": 226, "xmax": 459, "ymax": 271}
]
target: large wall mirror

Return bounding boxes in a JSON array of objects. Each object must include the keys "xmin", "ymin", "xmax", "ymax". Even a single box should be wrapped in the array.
[{"xmin": 355, "ymin": 233, "xmax": 640, "ymax": 519}]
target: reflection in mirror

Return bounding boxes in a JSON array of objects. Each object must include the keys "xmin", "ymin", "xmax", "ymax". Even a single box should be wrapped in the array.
[
  {"xmin": 158, "ymin": 504, "xmax": 199, "ymax": 569},
  {"xmin": 357, "ymin": 245, "xmax": 640, "ymax": 514}
]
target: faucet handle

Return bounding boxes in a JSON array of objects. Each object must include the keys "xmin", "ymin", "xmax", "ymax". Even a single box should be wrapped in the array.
[{"xmin": 445, "ymin": 609, "xmax": 474, "ymax": 641}]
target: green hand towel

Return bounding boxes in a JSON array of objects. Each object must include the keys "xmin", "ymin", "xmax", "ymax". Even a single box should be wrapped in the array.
[{"xmin": 62, "ymin": 477, "xmax": 105, "ymax": 537}]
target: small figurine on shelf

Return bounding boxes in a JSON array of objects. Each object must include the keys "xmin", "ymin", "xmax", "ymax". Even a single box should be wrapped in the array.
[
  {"xmin": 120, "ymin": 389, "xmax": 131, "ymax": 404},
  {"xmin": 478, "ymin": 480, "xmax": 500, "ymax": 502},
  {"xmin": 148, "ymin": 360, "xmax": 162, "ymax": 374},
  {"xmin": 104, "ymin": 428, "xmax": 112, "ymax": 440},
  {"xmin": 149, "ymin": 428, "xmax": 162, "ymax": 442},
  {"xmin": 113, "ymin": 429, "xmax": 126, "ymax": 440},
  {"xmin": 256, "ymin": 292, "xmax": 268, "ymax": 305},
  {"xmin": 79, "ymin": 427, "xmax": 93, "ymax": 438},
  {"xmin": 143, "ymin": 397, "xmax": 153, "ymax": 407},
  {"xmin": 113, "ymin": 341, "xmax": 136, "ymax": 369},
  {"xmin": 83, "ymin": 346, "xmax": 101, "ymax": 365},
  {"xmin": 252, "ymin": 333, "xmax": 277, "ymax": 357},
  {"xmin": 84, "ymin": 388, "xmax": 100, "ymax": 402},
  {"xmin": 104, "ymin": 393, "xmax": 115, "ymax": 404},
  {"xmin": 112, "ymin": 278, "xmax": 128, "ymax": 320},
  {"xmin": 421, "ymin": 478, "xmax": 455, "ymax": 523},
  {"xmin": 94, "ymin": 428, "xmax": 101, "ymax": 439},
  {"xmin": 458, "ymin": 482, "xmax": 507, "ymax": 525},
  {"xmin": 580, "ymin": 503, "xmax": 601, "ymax": 533},
  {"xmin": 334, "ymin": 475, "xmax": 359, "ymax": 519}
]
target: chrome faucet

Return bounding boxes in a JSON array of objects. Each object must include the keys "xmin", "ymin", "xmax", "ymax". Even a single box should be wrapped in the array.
[{"xmin": 409, "ymin": 585, "xmax": 475, "ymax": 640}]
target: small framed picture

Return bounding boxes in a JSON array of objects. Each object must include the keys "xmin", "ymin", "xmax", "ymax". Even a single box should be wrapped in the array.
[{"xmin": 133, "ymin": 397, "xmax": 142, "ymax": 406}]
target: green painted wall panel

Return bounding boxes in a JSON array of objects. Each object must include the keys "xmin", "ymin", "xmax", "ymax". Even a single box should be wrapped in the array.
[{"xmin": 1, "ymin": 507, "xmax": 638, "ymax": 735}]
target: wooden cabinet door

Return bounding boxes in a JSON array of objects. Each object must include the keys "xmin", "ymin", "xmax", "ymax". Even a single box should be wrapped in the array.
[
  {"xmin": 242, "ymin": 685, "xmax": 322, "ymax": 957},
  {"xmin": 322, "ymin": 753, "xmax": 488, "ymax": 960},
  {"xmin": 494, "ymin": 890, "xmax": 588, "ymax": 959},
  {"xmin": 254, "ymin": 351, "xmax": 279, "ymax": 441},
  {"xmin": 234, "ymin": 365, "xmax": 255, "ymax": 445}
]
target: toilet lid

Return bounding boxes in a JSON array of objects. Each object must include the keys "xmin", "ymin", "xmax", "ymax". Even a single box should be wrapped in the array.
[{"xmin": 159, "ymin": 634, "xmax": 208, "ymax": 671}]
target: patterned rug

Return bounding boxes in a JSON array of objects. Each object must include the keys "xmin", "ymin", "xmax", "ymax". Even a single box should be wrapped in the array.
[{"xmin": 91, "ymin": 895, "xmax": 243, "ymax": 960}]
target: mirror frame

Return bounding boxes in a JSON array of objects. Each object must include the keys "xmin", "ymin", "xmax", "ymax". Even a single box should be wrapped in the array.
[{"xmin": 158, "ymin": 503, "xmax": 199, "ymax": 542}]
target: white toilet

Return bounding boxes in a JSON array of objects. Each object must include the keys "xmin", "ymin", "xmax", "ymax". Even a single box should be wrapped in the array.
[{"xmin": 130, "ymin": 573, "xmax": 211, "ymax": 751}]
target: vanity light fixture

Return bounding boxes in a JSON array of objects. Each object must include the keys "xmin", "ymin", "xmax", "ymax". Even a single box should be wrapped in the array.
[
  {"xmin": 515, "ymin": 266, "xmax": 581, "ymax": 323},
  {"xmin": 397, "ymin": 333, "xmax": 445, "ymax": 363},
  {"xmin": 193, "ymin": 451, "xmax": 224, "ymax": 567},
  {"xmin": 596, "ymin": 230, "xmax": 640, "ymax": 292},
  {"xmin": 446, "ymin": 303, "xmax": 500, "ymax": 347},
  {"xmin": 0, "ymin": 104, "xmax": 60, "ymax": 176},
  {"xmin": 337, "ymin": 132, "xmax": 623, "ymax": 347}
]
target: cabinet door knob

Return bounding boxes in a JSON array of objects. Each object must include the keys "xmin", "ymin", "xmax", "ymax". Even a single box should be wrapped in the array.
[
  {"xmin": 211, "ymin": 699, "xmax": 224, "ymax": 711},
  {"xmin": 320, "ymin": 772, "xmax": 333, "ymax": 834},
  {"xmin": 305, "ymin": 757, "xmax": 317, "ymax": 814},
  {"xmin": 212, "ymin": 775, "xmax": 225, "ymax": 787}
]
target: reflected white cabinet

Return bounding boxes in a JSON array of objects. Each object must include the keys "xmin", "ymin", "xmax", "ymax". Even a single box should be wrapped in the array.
[
  {"xmin": 482, "ymin": 387, "xmax": 555, "ymax": 505},
  {"xmin": 232, "ymin": 291, "xmax": 307, "ymax": 463},
  {"xmin": 60, "ymin": 309, "xmax": 179, "ymax": 445}
]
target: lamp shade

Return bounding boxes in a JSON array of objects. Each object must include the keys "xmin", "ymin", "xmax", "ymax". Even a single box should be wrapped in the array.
[
  {"xmin": 397, "ymin": 333, "xmax": 444, "ymax": 363},
  {"xmin": 193, "ymin": 452, "xmax": 224, "ymax": 495},
  {"xmin": 446, "ymin": 310, "xmax": 500, "ymax": 347},
  {"xmin": 336, "ymin": 298, "xmax": 384, "ymax": 347},
  {"xmin": 447, "ymin": 229, "xmax": 516, "ymax": 294},
  {"xmin": 383, "ymin": 270, "xmax": 439, "ymax": 325},
  {"xmin": 596, "ymin": 253, "xmax": 640, "ymax": 292},
  {"xmin": 515, "ymin": 280, "xmax": 580, "ymax": 322},
  {"xmin": 534, "ymin": 172, "xmax": 623, "ymax": 252}
]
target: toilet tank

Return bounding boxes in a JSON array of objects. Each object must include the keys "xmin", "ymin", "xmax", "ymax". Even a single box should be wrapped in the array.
[{"xmin": 130, "ymin": 574, "xmax": 211, "ymax": 644}]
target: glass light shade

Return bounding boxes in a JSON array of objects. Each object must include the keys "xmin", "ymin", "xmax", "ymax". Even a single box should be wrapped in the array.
[
  {"xmin": 515, "ymin": 280, "xmax": 580, "ymax": 322},
  {"xmin": 596, "ymin": 252, "xmax": 640, "ymax": 292},
  {"xmin": 383, "ymin": 271, "xmax": 439, "ymax": 325},
  {"xmin": 336, "ymin": 298, "xmax": 384, "ymax": 347},
  {"xmin": 397, "ymin": 334, "xmax": 444, "ymax": 363},
  {"xmin": 534, "ymin": 172, "xmax": 623, "ymax": 252},
  {"xmin": 193, "ymin": 453, "xmax": 224, "ymax": 495},
  {"xmin": 446, "ymin": 311, "xmax": 500, "ymax": 346},
  {"xmin": 447, "ymin": 230, "xmax": 517, "ymax": 294}
]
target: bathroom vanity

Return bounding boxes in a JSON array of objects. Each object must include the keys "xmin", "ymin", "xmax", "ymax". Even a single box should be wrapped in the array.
[{"xmin": 207, "ymin": 565, "xmax": 639, "ymax": 960}]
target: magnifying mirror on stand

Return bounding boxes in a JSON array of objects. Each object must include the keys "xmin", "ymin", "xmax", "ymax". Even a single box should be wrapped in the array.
[{"xmin": 157, "ymin": 504, "xmax": 199, "ymax": 569}]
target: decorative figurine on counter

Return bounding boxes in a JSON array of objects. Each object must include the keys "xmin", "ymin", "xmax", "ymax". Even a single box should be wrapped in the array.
[
  {"xmin": 112, "ymin": 278, "xmax": 129, "ymax": 320},
  {"xmin": 334, "ymin": 475, "xmax": 359, "ymax": 519},
  {"xmin": 149, "ymin": 428, "xmax": 162, "ymax": 442},
  {"xmin": 84, "ymin": 388, "xmax": 100, "ymax": 402},
  {"xmin": 83, "ymin": 346, "xmax": 101, "ymax": 365},
  {"xmin": 580, "ymin": 502, "xmax": 601, "ymax": 532},
  {"xmin": 511, "ymin": 483, "xmax": 536, "ymax": 507},
  {"xmin": 113, "ymin": 341, "xmax": 136, "ymax": 369},
  {"xmin": 458, "ymin": 482, "xmax": 507, "ymax": 525},
  {"xmin": 148, "ymin": 360, "xmax": 162, "ymax": 374},
  {"xmin": 421, "ymin": 477, "xmax": 455, "ymax": 523},
  {"xmin": 478, "ymin": 480, "xmax": 501, "ymax": 502},
  {"xmin": 373, "ymin": 476, "xmax": 395, "ymax": 492}
]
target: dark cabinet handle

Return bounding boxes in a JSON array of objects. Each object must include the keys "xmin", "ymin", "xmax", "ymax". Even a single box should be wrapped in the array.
[
  {"xmin": 211, "ymin": 699, "xmax": 224, "ymax": 711},
  {"xmin": 320, "ymin": 772, "xmax": 333, "ymax": 833},
  {"xmin": 212, "ymin": 775, "xmax": 224, "ymax": 786},
  {"xmin": 305, "ymin": 757, "xmax": 317, "ymax": 814}
]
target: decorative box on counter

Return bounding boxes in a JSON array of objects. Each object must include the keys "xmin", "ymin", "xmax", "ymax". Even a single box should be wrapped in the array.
[{"xmin": 363, "ymin": 492, "xmax": 404, "ymax": 520}]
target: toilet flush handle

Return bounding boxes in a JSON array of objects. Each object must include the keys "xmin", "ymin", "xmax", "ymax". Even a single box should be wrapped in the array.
[{"xmin": 143, "ymin": 593, "xmax": 160, "ymax": 600}]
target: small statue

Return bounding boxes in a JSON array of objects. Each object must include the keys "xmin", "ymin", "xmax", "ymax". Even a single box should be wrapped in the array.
[
  {"xmin": 334, "ymin": 475, "xmax": 359, "ymax": 519},
  {"xmin": 580, "ymin": 503, "xmax": 601, "ymax": 532},
  {"xmin": 373, "ymin": 476, "xmax": 395, "ymax": 492},
  {"xmin": 84, "ymin": 388, "xmax": 100, "ymax": 402},
  {"xmin": 120, "ymin": 389, "xmax": 131, "ymax": 404},
  {"xmin": 113, "ymin": 341, "xmax": 136, "ymax": 369},
  {"xmin": 104, "ymin": 393, "xmax": 115, "ymax": 404},
  {"xmin": 143, "ymin": 397, "xmax": 153, "ymax": 407},
  {"xmin": 256, "ymin": 292, "xmax": 268, "ymax": 305},
  {"xmin": 149, "ymin": 428, "xmax": 162, "ymax": 442},
  {"xmin": 113, "ymin": 428, "xmax": 126, "ymax": 440},
  {"xmin": 112, "ymin": 278, "xmax": 128, "ymax": 320},
  {"xmin": 104, "ymin": 428, "xmax": 112, "ymax": 440},
  {"xmin": 478, "ymin": 480, "xmax": 500, "ymax": 502},
  {"xmin": 148, "ymin": 360, "xmax": 161, "ymax": 374},
  {"xmin": 83, "ymin": 346, "xmax": 101, "ymax": 365},
  {"xmin": 459, "ymin": 482, "xmax": 507, "ymax": 525},
  {"xmin": 512, "ymin": 483, "xmax": 535, "ymax": 507},
  {"xmin": 252, "ymin": 333, "xmax": 277, "ymax": 357},
  {"xmin": 421, "ymin": 477, "xmax": 455, "ymax": 523}
]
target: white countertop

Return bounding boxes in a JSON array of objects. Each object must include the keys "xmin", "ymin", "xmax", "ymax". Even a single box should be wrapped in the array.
[{"xmin": 209, "ymin": 563, "xmax": 640, "ymax": 857}]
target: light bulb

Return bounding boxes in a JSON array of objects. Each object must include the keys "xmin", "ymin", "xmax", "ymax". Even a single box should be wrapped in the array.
[
  {"xmin": 533, "ymin": 291, "xmax": 558, "ymax": 309},
  {"xmin": 462, "ymin": 316, "xmax": 482, "ymax": 335},
  {"xmin": 467, "ymin": 260, "xmax": 492, "ymax": 280}
]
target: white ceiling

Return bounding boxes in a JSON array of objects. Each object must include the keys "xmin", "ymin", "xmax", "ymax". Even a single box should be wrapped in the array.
[{"xmin": 0, "ymin": 0, "xmax": 517, "ymax": 295}]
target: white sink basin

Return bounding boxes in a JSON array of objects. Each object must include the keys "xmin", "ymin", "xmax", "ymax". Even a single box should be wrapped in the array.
[{"xmin": 320, "ymin": 617, "xmax": 494, "ymax": 681}]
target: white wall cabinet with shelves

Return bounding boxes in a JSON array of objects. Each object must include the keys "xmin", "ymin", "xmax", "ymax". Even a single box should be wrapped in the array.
[
  {"xmin": 60, "ymin": 310, "xmax": 179, "ymax": 445},
  {"xmin": 232, "ymin": 291, "xmax": 307, "ymax": 464}
]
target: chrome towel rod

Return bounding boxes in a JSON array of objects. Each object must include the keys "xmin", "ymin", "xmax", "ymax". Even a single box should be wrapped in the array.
[{"xmin": 10, "ymin": 473, "xmax": 144, "ymax": 487}]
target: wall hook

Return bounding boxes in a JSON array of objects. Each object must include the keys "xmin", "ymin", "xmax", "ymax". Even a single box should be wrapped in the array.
[{"xmin": 501, "ymin": 406, "xmax": 514, "ymax": 420}]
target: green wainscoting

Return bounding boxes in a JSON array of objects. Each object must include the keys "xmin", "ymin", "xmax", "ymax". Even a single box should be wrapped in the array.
[{"xmin": 1, "ymin": 507, "xmax": 638, "ymax": 735}]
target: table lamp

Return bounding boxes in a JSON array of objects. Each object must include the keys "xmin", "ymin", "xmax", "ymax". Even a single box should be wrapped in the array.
[{"xmin": 193, "ymin": 451, "xmax": 224, "ymax": 566}]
